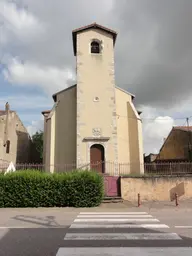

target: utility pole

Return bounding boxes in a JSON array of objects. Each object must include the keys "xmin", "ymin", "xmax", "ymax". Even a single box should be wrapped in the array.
[{"xmin": 186, "ymin": 117, "xmax": 192, "ymax": 161}]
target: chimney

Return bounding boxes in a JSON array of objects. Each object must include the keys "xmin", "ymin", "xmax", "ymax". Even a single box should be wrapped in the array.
[{"xmin": 5, "ymin": 102, "xmax": 10, "ymax": 112}]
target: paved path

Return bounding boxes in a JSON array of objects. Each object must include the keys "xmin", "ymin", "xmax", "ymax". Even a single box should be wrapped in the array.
[{"xmin": 56, "ymin": 211, "xmax": 192, "ymax": 256}]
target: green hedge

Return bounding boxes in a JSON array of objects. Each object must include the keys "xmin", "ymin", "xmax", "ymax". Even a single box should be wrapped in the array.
[{"xmin": 0, "ymin": 170, "xmax": 104, "ymax": 208}]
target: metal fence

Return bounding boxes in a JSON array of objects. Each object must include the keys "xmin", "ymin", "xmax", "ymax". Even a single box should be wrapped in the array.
[
  {"xmin": 0, "ymin": 163, "xmax": 87, "ymax": 173},
  {"xmin": 145, "ymin": 162, "xmax": 192, "ymax": 176},
  {"xmin": 1, "ymin": 161, "xmax": 192, "ymax": 176}
]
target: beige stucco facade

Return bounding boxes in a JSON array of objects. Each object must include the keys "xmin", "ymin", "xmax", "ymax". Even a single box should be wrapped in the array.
[
  {"xmin": 116, "ymin": 87, "xmax": 144, "ymax": 174},
  {"xmin": 42, "ymin": 23, "xmax": 144, "ymax": 175},
  {"xmin": 0, "ymin": 105, "xmax": 31, "ymax": 168}
]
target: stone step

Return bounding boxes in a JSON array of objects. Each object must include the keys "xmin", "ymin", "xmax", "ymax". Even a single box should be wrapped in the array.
[{"xmin": 102, "ymin": 197, "xmax": 123, "ymax": 203}]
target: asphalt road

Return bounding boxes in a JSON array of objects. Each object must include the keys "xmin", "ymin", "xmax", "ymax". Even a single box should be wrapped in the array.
[
  {"xmin": 0, "ymin": 227, "xmax": 67, "ymax": 256},
  {"xmin": 1, "ymin": 208, "xmax": 192, "ymax": 255}
]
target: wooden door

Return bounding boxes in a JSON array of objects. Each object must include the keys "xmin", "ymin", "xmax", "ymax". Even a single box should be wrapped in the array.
[{"xmin": 90, "ymin": 144, "xmax": 104, "ymax": 173}]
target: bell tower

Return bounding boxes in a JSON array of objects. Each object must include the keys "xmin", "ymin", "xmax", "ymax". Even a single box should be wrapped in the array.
[{"xmin": 72, "ymin": 23, "xmax": 118, "ymax": 173}]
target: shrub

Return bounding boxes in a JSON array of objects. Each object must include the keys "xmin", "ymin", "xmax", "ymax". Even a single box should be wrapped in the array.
[{"xmin": 0, "ymin": 170, "xmax": 104, "ymax": 208}]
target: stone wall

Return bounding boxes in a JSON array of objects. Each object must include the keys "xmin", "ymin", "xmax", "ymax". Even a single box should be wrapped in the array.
[
  {"xmin": 121, "ymin": 176, "xmax": 192, "ymax": 201},
  {"xmin": 0, "ymin": 110, "xmax": 31, "ymax": 165},
  {"xmin": 156, "ymin": 128, "xmax": 189, "ymax": 160}
]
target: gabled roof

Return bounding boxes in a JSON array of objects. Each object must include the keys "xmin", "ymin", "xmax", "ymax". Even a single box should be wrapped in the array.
[
  {"xmin": 52, "ymin": 84, "xmax": 135, "ymax": 102},
  {"xmin": 52, "ymin": 84, "xmax": 76, "ymax": 102},
  {"xmin": 173, "ymin": 126, "xmax": 192, "ymax": 132},
  {"xmin": 72, "ymin": 22, "xmax": 117, "ymax": 56},
  {"xmin": 46, "ymin": 102, "xmax": 59, "ymax": 120},
  {"xmin": 0, "ymin": 110, "xmax": 14, "ymax": 116},
  {"xmin": 115, "ymin": 86, "xmax": 135, "ymax": 99},
  {"xmin": 41, "ymin": 110, "xmax": 51, "ymax": 115}
]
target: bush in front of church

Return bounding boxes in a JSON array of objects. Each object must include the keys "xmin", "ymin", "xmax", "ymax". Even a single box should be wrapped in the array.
[{"xmin": 0, "ymin": 170, "xmax": 104, "ymax": 208}]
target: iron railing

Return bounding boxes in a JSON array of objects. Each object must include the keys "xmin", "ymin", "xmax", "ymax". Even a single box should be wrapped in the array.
[
  {"xmin": 1, "ymin": 161, "xmax": 192, "ymax": 176},
  {"xmin": 145, "ymin": 162, "xmax": 192, "ymax": 176}
]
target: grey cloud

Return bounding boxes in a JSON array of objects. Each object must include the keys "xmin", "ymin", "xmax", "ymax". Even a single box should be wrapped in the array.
[
  {"xmin": 2, "ymin": 0, "xmax": 192, "ymax": 153},
  {"xmin": 112, "ymin": 0, "xmax": 192, "ymax": 109},
  {"xmin": 2, "ymin": 0, "xmax": 192, "ymax": 111},
  {"xmin": 2, "ymin": 0, "xmax": 113, "ymax": 69}
]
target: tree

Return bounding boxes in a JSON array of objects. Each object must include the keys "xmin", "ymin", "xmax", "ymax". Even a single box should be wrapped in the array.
[{"xmin": 31, "ymin": 130, "xmax": 43, "ymax": 163}]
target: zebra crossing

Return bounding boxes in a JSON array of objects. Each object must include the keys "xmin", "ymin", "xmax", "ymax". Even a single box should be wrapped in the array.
[{"xmin": 56, "ymin": 211, "xmax": 192, "ymax": 255}]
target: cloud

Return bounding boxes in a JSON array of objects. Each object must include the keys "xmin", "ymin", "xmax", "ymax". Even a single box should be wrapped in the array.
[
  {"xmin": 112, "ymin": 0, "xmax": 192, "ymax": 108},
  {"xmin": 0, "ymin": 1, "xmax": 39, "ymax": 29},
  {"xmin": 27, "ymin": 119, "xmax": 43, "ymax": 136},
  {"xmin": 141, "ymin": 105, "xmax": 189, "ymax": 154},
  {"xmin": 0, "ymin": 0, "xmax": 111, "ymax": 92},
  {"xmin": 143, "ymin": 116, "xmax": 175, "ymax": 154},
  {"xmin": 1, "ymin": 0, "xmax": 192, "ymax": 154},
  {"xmin": 0, "ymin": 0, "xmax": 114, "ymax": 68},
  {"xmin": 3, "ymin": 58, "xmax": 75, "ymax": 94},
  {"xmin": 0, "ymin": 93, "xmax": 52, "ymax": 110},
  {"xmin": 0, "ymin": 1, "xmax": 44, "ymax": 42}
]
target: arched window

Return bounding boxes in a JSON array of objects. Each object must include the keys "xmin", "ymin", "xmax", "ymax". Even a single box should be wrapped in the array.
[{"xmin": 91, "ymin": 41, "xmax": 100, "ymax": 54}]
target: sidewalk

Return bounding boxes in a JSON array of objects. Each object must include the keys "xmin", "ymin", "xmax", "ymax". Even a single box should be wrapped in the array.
[
  {"xmin": 0, "ymin": 208, "xmax": 78, "ymax": 228},
  {"xmin": 123, "ymin": 198, "xmax": 192, "ymax": 210},
  {"xmin": 1, "ymin": 199, "xmax": 192, "ymax": 228}
]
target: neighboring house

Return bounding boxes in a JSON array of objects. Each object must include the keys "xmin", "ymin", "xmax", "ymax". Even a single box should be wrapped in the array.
[
  {"xmin": 0, "ymin": 102, "xmax": 31, "ymax": 166},
  {"xmin": 42, "ymin": 23, "xmax": 144, "ymax": 175},
  {"xmin": 144, "ymin": 153, "xmax": 158, "ymax": 163},
  {"xmin": 156, "ymin": 126, "xmax": 192, "ymax": 161}
]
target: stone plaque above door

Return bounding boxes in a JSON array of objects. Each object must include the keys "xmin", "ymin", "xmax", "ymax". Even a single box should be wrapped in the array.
[{"xmin": 92, "ymin": 128, "xmax": 102, "ymax": 137}]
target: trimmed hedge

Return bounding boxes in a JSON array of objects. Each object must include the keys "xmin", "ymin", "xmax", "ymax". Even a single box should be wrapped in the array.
[{"xmin": 0, "ymin": 170, "xmax": 104, "ymax": 208}]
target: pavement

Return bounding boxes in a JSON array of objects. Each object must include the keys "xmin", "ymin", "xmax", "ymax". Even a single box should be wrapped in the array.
[{"xmin": 1, "ymin": 202, "xmax": 192, "ymax": 255}]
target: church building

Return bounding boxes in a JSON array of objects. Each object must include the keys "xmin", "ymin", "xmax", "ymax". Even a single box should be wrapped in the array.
[{"xmin": 42, "ymin": 23, "xmax": 144, "ymax": 175}]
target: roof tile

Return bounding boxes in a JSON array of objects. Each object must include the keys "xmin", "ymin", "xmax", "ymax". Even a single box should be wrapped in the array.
[{"xmin": 173, "ymin": 126, "xmax": 192, "ymax": 132}]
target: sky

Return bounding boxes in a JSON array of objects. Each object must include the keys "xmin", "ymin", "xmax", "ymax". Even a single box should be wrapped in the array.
[{"xmin": 0, "ymin": 0, "xmax": 192, "ymax": 155}]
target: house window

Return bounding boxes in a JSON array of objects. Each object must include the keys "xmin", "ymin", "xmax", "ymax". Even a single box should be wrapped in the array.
[
  {"xmin": 91, "ymin": 41, "xmax": 100, "ymax": 54},
  {"xmin": 6, "ymin": 140, "xmax": 10, "ymax": 154}
]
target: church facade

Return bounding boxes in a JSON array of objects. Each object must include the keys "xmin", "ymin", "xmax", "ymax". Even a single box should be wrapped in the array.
[{"xmin": 42, "ymin": 23, "xmax": 144, "ymax": 175}]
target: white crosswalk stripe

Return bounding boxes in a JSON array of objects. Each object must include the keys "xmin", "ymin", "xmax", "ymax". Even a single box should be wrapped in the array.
[
  {"xmin": 64, "ymin": 232, "xmax": 181, "ymax": 240},
  {"xmin": 79, "ymin": 212, "xmax": 148, "ymax": 214},
  {"xmin": 70, "ymin": 223, "xmax": 169, "ymax": 228},
  {"xmin": 74, "ymin": 218, "xmax": 160, "ymax": 222},
  {"xmin": 56, "ymin": 211, "xmax": 187, "ymax": 256},
  {"xmin": 77, "ymin": 214, "xmax": 153, "ymax": 217},
  {"xmin": 56, "ymin": 247, "xmax": 192, "ymax": 256}
]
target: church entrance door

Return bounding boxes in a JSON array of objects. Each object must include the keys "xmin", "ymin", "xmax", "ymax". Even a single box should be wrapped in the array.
[{"xmin": 90, "ymin": 144, "xmax": 105, "ymax": 173}]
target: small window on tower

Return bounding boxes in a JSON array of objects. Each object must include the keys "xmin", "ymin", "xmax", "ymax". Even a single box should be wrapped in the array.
[
  {"xmin": 6, "ymin": 140, "xmax": 10, "ymax": 154},
  {"xmin": 91, "ymin": 41, "xmax": 100, "ymax": 54},
  {"xmin": 93, "ymin": 96, "xmax": 99, "ymax": 102}
]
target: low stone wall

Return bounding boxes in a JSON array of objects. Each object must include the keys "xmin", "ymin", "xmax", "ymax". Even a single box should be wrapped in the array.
[{"xmin": 121, "ymin": 176, "xmax": 192, "ymax": 201}]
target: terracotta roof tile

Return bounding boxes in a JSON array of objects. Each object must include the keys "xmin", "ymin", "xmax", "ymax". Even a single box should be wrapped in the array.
[
  {"xmin": 72, "ymin": 23, "xmax": 117, "ymax": 56},
  {"xmin": 0, "ymin": 110, "xmax": 14, "ymax": 116},
  {"xmin": 72, "ymin": 22, "xmax": 117, "ymax": 35},
  {"xmin": 41, "ymin": 110, "xmax": 51, "ymax": 115},
  {"xmin": 173, "ymin": 126, "xmax": 192, "ymax": 132}
]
